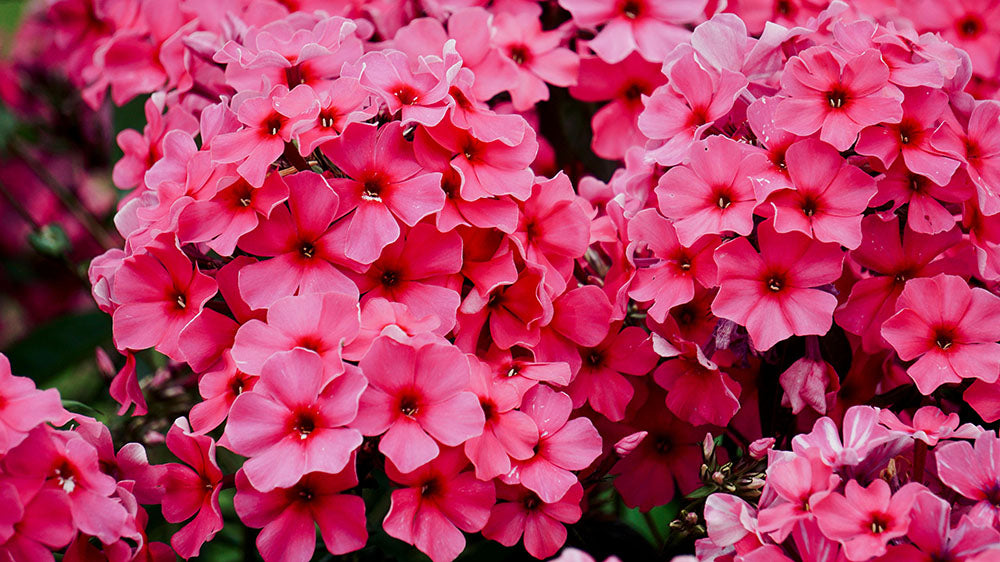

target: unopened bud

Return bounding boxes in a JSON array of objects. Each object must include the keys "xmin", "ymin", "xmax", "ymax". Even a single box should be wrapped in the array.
[
  {"xmin": 702, "ymin": 433, "xmax": 715, "ymax": 461},
  {"xmin": 614, "ymin": 431, "xmax": 647, "ymax": 458},
  {"xmin": 711, "ymin": 471, "xmax": 725, "ymax": 485},
  {"xmin": 748, "ymin": 437, "xmax": 775, "ymax": 460}
]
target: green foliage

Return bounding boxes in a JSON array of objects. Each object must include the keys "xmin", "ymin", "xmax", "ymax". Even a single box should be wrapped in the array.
[{"xmin": 3, "ymin": 311, "xmax": 113, "ymax": 385}]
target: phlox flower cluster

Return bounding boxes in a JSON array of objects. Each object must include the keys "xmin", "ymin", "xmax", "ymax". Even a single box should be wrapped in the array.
[{"xmin": 8, "ymin": 0, "xmax": 1000, "ymax": 560}]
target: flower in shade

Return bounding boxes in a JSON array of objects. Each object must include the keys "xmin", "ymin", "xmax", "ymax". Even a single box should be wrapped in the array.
[
  {"xmin": 936, "ymin": 431, "xmax": 1000, "ymax": 527},
  {"xmin": 811, "ymin": 480, "xmax": 924, "ymax": 561},
  {"xmin": 482, "ymin": 482, "xmax": 583, "ymax": 559},
  {"xmin": 383, "ymin": 447, "xmax": 495, "ymax": 562}
]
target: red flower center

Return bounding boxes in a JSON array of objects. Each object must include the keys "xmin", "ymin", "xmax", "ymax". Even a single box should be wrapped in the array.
[
  {"xmin": 766, "ymin": 274, "xmax": 785, "ymax": 293},
  {"xmin": 392, "ymin": 84, "xmax": 420, "ymax": 105},
  {"xmin": 299, "ymin": 241, "xmax": 316, "ymax": 259},
  {"xmin": 319, "ymin": 109, "xmax": 340, "ymax": 130},
  {"xmin": 480, "ymin": 399, "xmax": 497, "ymax": 422},
  {"xmin": 399, "ymin": 393, "xmax": 420, "ymax": 418},
  {"xmin": 869, "ymin": 514, "xmax": 891, "ymax": 534},
  {"xmin": 522, "ymin": 493, "xmax": 542, "ymax": 511},
  {"xmin": 420, "ymin": 477, "xmax": 441, "ymax": 498},
  {"xmin": 381, "ymin": 270, "xmax": 400, "ymax": 288},
  {"xmin": 362, "ymin": 173, "xmax": 388, "ymax": 201},
  {"xmin": 508, "ymin": 44, "xmax": 531, "ymax": 66},
  {"xmin": 265, "ymin": 114, "xmax": 285, "ymax": 136},
  {"xmin": 622, "ymin": 0, "xmax": 642, "ymax": 19},
  {"xmin": 958, "ymin": 15, "xmax": 983, "ymax": 38},
  {"xmin": 290, "ymin": 411, "xmax": 317, "ymax": 440},
  {"xmin": 826, "ymin": 87, "xmax": 849, "ymax": 109}
]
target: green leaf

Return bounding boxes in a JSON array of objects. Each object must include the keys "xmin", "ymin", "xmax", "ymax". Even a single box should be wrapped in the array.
[
  {"xmin": 685, "ymin": 485, "xmax": 716, "ymax": 499},
  {"xmin": 28, "ymin": 223, "xmax": 73, "ymax": 257},
  {"xmin": 61, "ymin": 399, "xmax": 104, "ymax": 420},
  {"xmin": 3, "ymin": 311, "xmax": 112, "ymax": 385},
  {"xmin": 621, "ymin": 502, "xmax": 679, "ymax": 547}
]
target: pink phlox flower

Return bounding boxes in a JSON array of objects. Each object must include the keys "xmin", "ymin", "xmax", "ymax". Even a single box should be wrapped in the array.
[
  {"xmin": 444, "ymin": 73, "xmax": 532, "ymax": 146},
  {"xmin": 383, "ymin": 447, "xmax": 495, "ymax": 562},
  {"xmin": 763, "ymin": 138, "xmax": 876, "ymax": 249},
  {"xmin": 653, "ymin": 340, "xmax": 742, "ymax": 427},
  {"xmin": 734, "ymin": 0, "xmax": 829, "ymax": 35},
  {"xmin": 189, "ymin": 351, "xmax": 259, "ymax": 435},
  {"xmin": 211, "ymin": 84, "xmax": 320, "ymax": 187},
  {"xmin": 0, "ymin": 476, "xmax": 74, "ymax": 561},
  {"xmin": 160, "ymin": 418, "xmax": 223, "ymax": 559},
  {"xmin": 418, "ymin": 154, "xmax": 521, "ymax": 233},
  {"xmin": 907, "ymin": 0, "xmax": 1000, "ymax": 76},
  {"xmin": 931, "ymin": 100, "xmax": 1000, "ymax": 216},
  {"xmin": 638, "ymin": 50, "xmax": 749, "ymax": 166},
  {"xmin": 213, "ymin": 16, "xmax": 364, "ymax": 92},
  {"xmin": 567, "ymin": 325, "xmax": 659, "ymax": 422},
  {"xmin": 610, "ymin": 389, "xmax": 704, "ymax": 510},
  {"xmin": 293, "ymin": 77, "xmax": 378, "ymax": 156},
  {"xmin": 511, "ymin": 174, "xmax": 592, "ymax": 295},
  {"xmin": 231, "ymin": 291, "xmax": 359, "ymax": 377},
  {"xmin": 2, "ymin": 425, "xmax": 129, "ymax": 545},
  {"xmin": 502, "ymin": 385, "xmax": 602, "ymax": 504},
  {"xmin": 936, "ymin": 430, "xmax": 1000, "ymax": 527},
  {"xmin": 456, "ymin": 265, "xmax": 553, "ymax": 352},
  {"xmin": 349, "ymin": 223, "xmax": 462, "ymax": 335},
  {"xmin": 774, "ymin": 47, "xmax": 903, "ymax": 151},
  {"xmin": 656, "ymin": 135, "xmax": 770, "ymax": 246},
  {"xmin": 0, "ymin": 353, "xmax": 67, "ymax": 454},
  {"xmin": 756, "ymin": 448, "xmax": 841, "ymax": 542},
  {"xmin": 569, "ymin": 53, "xmax": 666, "ymax": 160},
  {"xmin": 414, "ymin": 116, "xmax": 538, "ymax": 202},
  {"xmin": 324, "ymin": 121, "xmax": 445, "ymax": 264},
  {"xmin": 745, "ymin": 96, "xmax": 799, "ymax": 200},
  {"xmin": 352, "ymin": 337, "xmax": 484, "ymax": 473},
  {"xmin": 111, "ymin": 233, "xmax": 217, "ymax": 361},
  {"xmin": 178, "ymin": 171, "xmax": 290, "ymax": 257},
  {"xmin": 881, "ymin": 273, "xmax": 1000, "ymax": 394},
  {"xmin": 482, "ymin": 345, "xmax": 573, "ymax": 400},
  {"xmin": 342, "ymin": 297, "xmax": 441, "ymax": 361},
  {"xmin": 475, "ymin": 11, "xmax": 578, "ymax": 111},
  {"xmin": 895, "ymin": 490, "xmax": 1000, "ymax": 561},
  {"xmin": 878, "ymin": 405, "xmax": 981, "ymax": 446},
  {"xmin": 237, "ymin": 170, "xmax": 359, "ymax": 309},
  {"xmin": 703, "ymin": 493, "xmax": 764, "ymax": 554},
  {"xmin": 223, "ymin": 349, "xmax": 366, "ymax": 492},
  {"xmin": 559, "ymin": 0, "xmax": 707, "ymax": 64},
  {"xmin": 965, "ymin": 377, "xmax": 1000, "ymax": 424},
  {"xmin": 483, "ymin": 482, "xmax": 583, "ymax": 559},
  {"xmin": 711, "ymin": 219, "xmax": 844, "ymax": 351},
  {"xmin": 533, "ymin": 285, "xmax": 614, "ymax": 374},
  {"xmin": 113, "ymin": 92, "xmax": 198, "ymax": 191},
  {"xmin": 791, "ymin": 405, "xmax": 903, "ymax": 470},
  {"xmin": 234, "ymin": 465, "xmax": 367, "ymax": 562},
  {"xmin": 72, "ymin": 418, "xmax": 163, "ymax": 505},
  {"xmin": 836, "ymin": 215, "xmax": 962, "ymax": 352},
  {"xmin": 869, "ymin": 159, "xmax": 972, "ymax": 236},
  {"xmin": 463, "ymin": 356, "xmax": 540, "ymax": 480},
  {"xmin": 812, "ymin": 480, "xmax": 924, "ymax": 561},
  {"xmin": 349, "ymin": 43, "xmax": 460, "ymax": 128},
  {"xmin": 855, "ymin": 87, "xmax": 960, "ymax": 186},
  {"xmin": 627, "ymin": 208, "xmax": 720, "ymax": 322}
]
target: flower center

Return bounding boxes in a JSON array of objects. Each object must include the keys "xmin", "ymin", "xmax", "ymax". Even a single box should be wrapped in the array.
[
  {"xmin": 399, "ymin": 394, "xmax": 420, "ymax": 418},
  {"xmin": 622, "ymin": 0, "xmax": 642, "ymax": 19},
  {"xmin": 826, "ymin": 88, "xmax": 848, "ymax": 109},
  {"xmin": 393, "ymin": 84, "xmax": 420, "ymax": 105},
  {"xmin": 958, "ymin": 15, "xmax": 983, "ymax": 37},
  {"xmin": 935, "ymin": 334, "xmax": 953, "ymax": 350},
  {"xmin": 420, "ymin": 478, "xmax": 440, "ymax": 498},
  {"xmin": 586, "ymin": 351, "xmax": 604, "ymax": 367},
  {"xmin": 766, "ymin": 275, "xmax": 784, "ymax": 292},
  {"xmin": 297, "ymin": 486, "xmax": 314, "ymax": 502},
  {"xmin": 174, "ymin": 293, "xmax": 187, "ymax": 310},
  {"xmin": 291, "ymin": 412, "xmax": 316, "ymax": 440},
  {"xmin": 319, "ymin": 110, "xmax": 339, "ymax": 130},
  {"xmin": 299, "ymin": 242, "xmax": 315, "ymax": 259},
  {"xmin": 522, "ymin": 493, "xmax": 541, "ymax": 511},
  {"xmin": 776, "ymin": 0, "xmax": 794, "ymax": 16},
  {"xmin": 265, "ymin": 115, "xmax": 284, "ymax": 136},
  {"xmin": 716, "ymin": 193, "xmax": 732, "ymax": 209},
  {"xmin": 481, "ymin": 399, "xmax": 497, "ymax": 422},
  {"xmin": 801, "ymin": 197, "xmax": 819, "ymax": 217},
  {"xmin": 653, "ymin": 436, "xmax": 672, "ymax": 455},
  {"xmin": 508, "ymin": 44, "xmax": 530, "ymax": 65},
  {"xmin": 53, "ymin": 462, "xmax": 77, "ymax": 493},
  {"xmin": 381, "ymin": 270, "xmax": 400, "ymax": 288},
  {"xmin": 362, "ymin": 174, "xmax": 387, "ymax": 201},
  {"xmin": 870, "ymin": 514, "xmax": 890, "ymax": 534}
]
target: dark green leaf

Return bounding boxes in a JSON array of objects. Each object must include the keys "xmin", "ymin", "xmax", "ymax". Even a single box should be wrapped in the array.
[{"xmin": 3, "ymin": 311, "xmax": 112, "ymax": 385}]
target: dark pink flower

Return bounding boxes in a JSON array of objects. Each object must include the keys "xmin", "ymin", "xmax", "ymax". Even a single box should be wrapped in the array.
[
  {"xmin": 212, "ymin": 84, "xmax": 320, "ymax": 187},
  {"xmin": 463, "ymin": 356, "xmax": 539, "ymax": 480},
  {"xmin": 868, "ymin": 160, "xmax": 972, "ymax": 235},
  {"xmin": 189, "ymin": 352, "xmax": 258, "ymax": 435},
  {"xmin": 112, "ymin": 233, "xmax": 217, "ymax": 361},
  {"xmin": 627, "ymin": 208, "xmax": 720, "ymax": 323},
  {"xmin": 160, "ymin": 418, "xmax": 223, "ymax": 559},
  {"xmin": 567, "ymin": 325, "xmax": 659, "ymax": 421},
  {"xmin": 483, "ymin": 482, "xmax": 583, "ymax": 559},
  {"xmin": 231, "ymin": 291, "xmax": 359, "ymax": 377},
  {"xmin": 0, "ymin": 481, "xmax": 74, "ymax": 562},
  {"xmin": 656, "ymin": 136, "xmax": 769, "ymax": 246},
  {"xmin": 383, "ymin": 447, "xmax": 494, "ymax": 562},
  {"xmin": 936, "ymin": 431, "xmax": 1000, "ymax": 526},
  {"xmin": 764, "ymin": 138, "xmax": 876, "ymax": 249},
  {"xmin": 775, "ymin": 47, "xmax": 903, "ymax": 151},
  {"xmin": 560, "ymin": 0, "xmax": 706, "ymax": 64},
  {"xmin": 234, "ymin": 466, "xmax": 367, "ymax": 562},
  {"xmin": 223, "ymin": 349, "xmax": 366, "ymax": 492},
  {"xmin": 882, "ymin": 274, "xmax": 1000, "ymax": 394},
  {"xmin": 931, "ymin": 100, "xmax": 1000, "ymax": 215},
  {"xmin": 757, "ymin": 448, "xmax": 841, "ymax": 542},
  {"xmin": 653, "ymin": 340, "xmax": 741, "ymax": 426},
  {"xmin": 237, "ymin": 171, "xmax": 358, "ymax": 309},
  {"xmin": 898, "ymin": 490, "xmax": 1000, "ymax": 561},
  {"xmin": 569, "ymin": 53, "xmax": 666, "ymax": 160},
  {"xmin": 324, "ymin": 122, "xmax": 445, "ymax": 264},
  {"xmin": 639, "ymin": 51, "xmax": 748, "ymax": 166},
  {"xmin": 503, "ymin": 385, "xmax": 602, "ymax": 503},
  {"xmin": 712, "ymin": 219, "xmax": 844, "ymax": 351},
  {"xmin": 352, "ymin": 337, "xmax": 484, "ymax": 473},
  {"xmin": 349, "ymin": 223, "xmax": 463, "ymax": 335},
  {"xmin": 812, "ymin": 480, "xmax": 923, "ymax": 561},
  {"xmin": 0, "ymin": 354, "xmax": 67, "ymax": 454}
]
